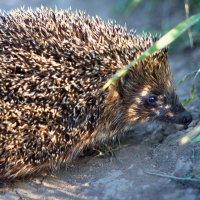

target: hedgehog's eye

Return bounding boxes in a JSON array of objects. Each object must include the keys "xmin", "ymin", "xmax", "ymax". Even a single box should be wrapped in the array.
[{"xmin": 147, "ymin": 95, "xmax": 157, "ymax": 105}]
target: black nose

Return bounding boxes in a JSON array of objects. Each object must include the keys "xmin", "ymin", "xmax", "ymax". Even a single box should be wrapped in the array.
[{"xmin": 180, "ymin": 111, "xmax": 192, "ymax": 126}]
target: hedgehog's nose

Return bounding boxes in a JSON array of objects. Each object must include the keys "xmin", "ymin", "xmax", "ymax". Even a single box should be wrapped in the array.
[{"xmin": 180, "ymin": 111, "xmax": 192, "ymax": 126}]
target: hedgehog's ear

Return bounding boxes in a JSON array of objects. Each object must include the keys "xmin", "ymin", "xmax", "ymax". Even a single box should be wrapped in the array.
[
  {"xmin": 117, "ymin": 80, "xmax": 124, "ymax": 97},
  {"xmin": 117, "ymin": 73, "xmax": 130, "ymax": 97}
]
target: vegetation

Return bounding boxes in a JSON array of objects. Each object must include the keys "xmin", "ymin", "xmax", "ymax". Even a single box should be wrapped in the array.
[
  {"xmin": 116, "ymin": 0, "xmax": 200, "ymax": 49},
  {"xmin": 103, "ymin": 13, "xmax": 200, "ymax": 90}
]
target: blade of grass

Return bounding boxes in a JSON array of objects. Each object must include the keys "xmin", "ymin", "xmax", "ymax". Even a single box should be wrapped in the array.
[
  {"xmin": 183, "ymin": 83, "xmax": 196, "ymax": 106},
  {"xmin": 103, "ymin": 12, "xmax": 200, "ymax": 90},
  {"xmin": 191, "ymin": 135, "xmax": 200, "ymax": 143},
  {"xmin": 180, "ymin": 121, "xmax": 200, "ymax": 145},
  {"xmin": 183, "ymin": 68, "xmax": 200, "ymax": 105},
  {"xmin": 176, "ymin": 69, "xmax": 200, "ymax": 87},
  {"xmin": 192, "ymin": 145, "xmax": 195, "ymax": 162},
  {"xmin": 145, "ymin": 171, "xmax": 200, "ymax": 183},
  {"xmin": 184, "ymin": 0, "xmax": 194, "ymax": 48},
  {"xmin": 193, "ymin": 68, "xmax": 200, "ymax": 79}
]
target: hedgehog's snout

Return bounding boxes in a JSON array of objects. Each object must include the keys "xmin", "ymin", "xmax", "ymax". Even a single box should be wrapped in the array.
[
  {"xmin": 178, "ymin": 110, "xmax": 192, "ymax": 126},
  {"xmin": 164, "ymin": 108, "xmax": 193, "ymax": 127}
]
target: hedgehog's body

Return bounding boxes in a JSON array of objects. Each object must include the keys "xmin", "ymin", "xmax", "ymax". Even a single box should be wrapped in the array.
[{"xmin": 0, "ymin": 8, "xmax": 192, "ymax": 180}]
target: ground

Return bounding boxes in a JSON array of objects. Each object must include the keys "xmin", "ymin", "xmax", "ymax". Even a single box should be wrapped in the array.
[{"xmin": 0, "ymin": 0, "xmax": 200, "ymax": 199}]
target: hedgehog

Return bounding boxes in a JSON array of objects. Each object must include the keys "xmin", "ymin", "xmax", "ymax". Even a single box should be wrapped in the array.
[{"xmin": 0, "ymin": 7, "xmax": 192, "ymax": 180}]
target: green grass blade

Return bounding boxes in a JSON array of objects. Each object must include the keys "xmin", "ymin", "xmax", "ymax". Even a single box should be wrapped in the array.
[
  {"xmin": 103, "ymin": 12, "xmax": 200, "ymax": 90},
  {"xmin": 176, "ymin": 69, "xmax": 199, "ymax": 87},
  {"xmin": 191, "ymin": 135, "xmax": 200, "ymax": 143},
  {"xmin": 180, "ymin": 121, "xmax": 200, "ymax": 145},
  {"xmin": 192, "ymin": 145, "xmax": 195, "ymax": 162},
  {"xmin": 183, "ymin": 83, "xmax": 196, "ymax": 106},
  {"xmin": 176, "ymin": 68, "xmax": 200, "ymax": 105},
  {"xmin": 145, "ymin": 171, "xmax": 200, "ymax": 183}
]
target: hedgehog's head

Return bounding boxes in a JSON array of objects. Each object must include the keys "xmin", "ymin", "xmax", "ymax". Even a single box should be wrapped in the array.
[{"xmin": 114, "ymin": 48, "xmax": 192, "ymax": 128}]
